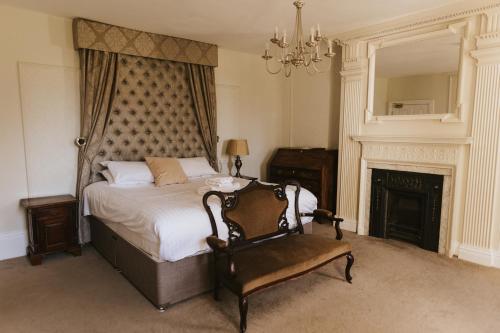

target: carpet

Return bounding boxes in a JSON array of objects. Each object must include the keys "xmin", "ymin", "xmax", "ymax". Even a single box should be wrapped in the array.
[{"xmin": 1, "ymin": 224, "xmax": 499, "ymax": 333}]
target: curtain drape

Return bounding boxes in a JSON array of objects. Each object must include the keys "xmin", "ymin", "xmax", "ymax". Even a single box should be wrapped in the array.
[
  {"xmin": 186, "ymin": 64, "xmax": 218, "ymax": 170},
  {"xmin": 76, "ymin": 49, "xmax": 119, "ymax": 242}
]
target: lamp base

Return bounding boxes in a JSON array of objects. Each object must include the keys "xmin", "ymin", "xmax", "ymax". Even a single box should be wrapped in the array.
[{"xmin": 235, "ymin": 155, "xmax": 243, "ymax": 178}]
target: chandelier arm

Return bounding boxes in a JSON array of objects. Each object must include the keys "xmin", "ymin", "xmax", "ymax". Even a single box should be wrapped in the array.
[
  {"xmin": 305, "ymin": 62, "xmax": 317, "ymax": 76},
  {"xmin": 265, "ymin": 59, "xmax": 283, "ymax": 75}
]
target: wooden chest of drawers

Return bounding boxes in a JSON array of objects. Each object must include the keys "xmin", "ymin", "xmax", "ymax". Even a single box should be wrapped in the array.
[
  {"xmin": 20, "ymin": 195, "xmax": 81, "ymax": 265},
  {"xmin": 268, "ymin": 148, "xmax": 338, "ymax": 211}
]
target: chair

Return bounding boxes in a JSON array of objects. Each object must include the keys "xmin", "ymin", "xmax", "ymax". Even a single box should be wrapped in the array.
[{"xmin": 203, "ymin": 180, "xmax": 354, "ymax": 332}]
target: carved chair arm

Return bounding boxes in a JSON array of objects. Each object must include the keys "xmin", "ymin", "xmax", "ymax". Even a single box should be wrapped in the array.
[
  {"xmin": 300, "ymin": 209, "xmax": 344, "ymax": 240},
  {"xmin": 206, "ymin": 235, "xmax": 228, "ymax": 252},
  {"xmin": 206, "ymin": 236, "xmax": 237, "ymax": 278}
]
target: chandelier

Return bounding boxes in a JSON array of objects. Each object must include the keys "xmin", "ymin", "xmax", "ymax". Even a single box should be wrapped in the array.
[{"xmin": 262, "ymin": 0, "xmax": 335, "ymax": 77}]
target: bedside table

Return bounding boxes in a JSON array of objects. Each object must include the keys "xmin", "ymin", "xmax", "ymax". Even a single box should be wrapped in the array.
[{"xmin": 20, "ymin": 195, "xmax": 81, "ymax": 265}]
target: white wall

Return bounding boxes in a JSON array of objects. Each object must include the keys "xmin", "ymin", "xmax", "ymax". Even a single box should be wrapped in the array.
[
  {"xmin": 0, "ymin": 5, "xmax": 79, "ymax": 260},
  {"xmin": 288, "ymin": 45, "xmax": 342, "ymax": 149},
  {"xmin": 215, "ymin": 48, "xmax": 289, "ymax": 179}
]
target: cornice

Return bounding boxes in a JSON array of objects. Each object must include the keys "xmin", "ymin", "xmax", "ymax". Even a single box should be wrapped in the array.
[{"xmin": 334, "ymin": 1, "xmax": 500, "ymax": 43}]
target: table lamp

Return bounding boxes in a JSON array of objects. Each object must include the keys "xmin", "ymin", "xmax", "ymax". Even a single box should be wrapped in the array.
[{"xmin": 226, "ymin": 139, "xmax": 249, "ymax": 177}]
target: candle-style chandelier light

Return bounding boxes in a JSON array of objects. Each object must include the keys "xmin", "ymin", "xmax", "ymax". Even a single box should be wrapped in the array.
[{"xmin": 262, "ymin": 0, "xmax": 336, "ymax": 77}]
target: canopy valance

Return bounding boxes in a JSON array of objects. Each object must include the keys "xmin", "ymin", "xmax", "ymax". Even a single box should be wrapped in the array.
[{"xmin": 73, "ymin": 18, "xmax": 218, "ymax": 67}]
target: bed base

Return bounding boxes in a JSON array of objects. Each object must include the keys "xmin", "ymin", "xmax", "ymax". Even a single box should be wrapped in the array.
[{"xmin": 89, "ymin": 216, "xmax": 312, "ymax": 309}]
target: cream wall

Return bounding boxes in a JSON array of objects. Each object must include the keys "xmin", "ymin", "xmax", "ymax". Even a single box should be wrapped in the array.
[
  {"xmin": 288, "ymin": 45, "xmax": 342, "ymax": 149},
  {"xmin": 215, "ymin": 48, "xmax": 289, "ymax": 179},
  {"xmin": 0, "ymin": 5, "xmax": 78, "ymax": 260}
]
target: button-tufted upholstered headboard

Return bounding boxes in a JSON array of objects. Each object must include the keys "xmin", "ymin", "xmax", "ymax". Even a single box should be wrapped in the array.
[{"xmin": 89, "ymin": 54, "xmax": 207, "ymax": 182}]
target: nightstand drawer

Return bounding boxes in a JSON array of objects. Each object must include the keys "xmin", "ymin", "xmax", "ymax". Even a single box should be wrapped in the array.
[{"xmin": 33, "ymin": 206, "xmax": 71, "ymax": 221}]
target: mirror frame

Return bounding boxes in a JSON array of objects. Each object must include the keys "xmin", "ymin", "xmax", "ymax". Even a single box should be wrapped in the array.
[{"xmin": 365, "ymin": 18, "xmax": 474, "ymax": 123}]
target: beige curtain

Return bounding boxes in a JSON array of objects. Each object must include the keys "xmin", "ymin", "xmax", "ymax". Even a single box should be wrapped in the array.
[
  {"xmin": 186, "ymin": 64, "xmax": 218, "ymax": 170},
  {"xmin": 76, "ymin": 49, "xmax": 119, "ymax": 242}
]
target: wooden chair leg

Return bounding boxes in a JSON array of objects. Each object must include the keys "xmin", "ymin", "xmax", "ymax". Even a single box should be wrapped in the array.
[
  {"xmin": 239, "ymin": 296, "xmax": 248, "ymax": 333},
  {"xmin": 345, "ymin": 253, "xmax": 354, "ymax": 283},
  {"xmin": 334, "ymin": 220, "xmax": 343, "ymax": 240}
]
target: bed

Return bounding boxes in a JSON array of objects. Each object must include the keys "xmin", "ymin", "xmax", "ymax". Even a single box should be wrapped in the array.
[{"xmin": 83, "ymin": 175, "xmax": 317, "ymax": 310}]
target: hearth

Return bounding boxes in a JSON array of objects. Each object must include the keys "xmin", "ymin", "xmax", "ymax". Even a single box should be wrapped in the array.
[{"xmin": 369, "ymin": 169, "xmax": 443, "ymax": 252}]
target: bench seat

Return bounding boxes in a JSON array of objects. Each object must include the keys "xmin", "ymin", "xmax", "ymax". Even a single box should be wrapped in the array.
[
  {"xmin": 203, "ymin": 181, "xmax": 354, "ymax": 332},
  {"xmin": 218, "ymin": 234, "xmax": 351, "ymax": 295}
]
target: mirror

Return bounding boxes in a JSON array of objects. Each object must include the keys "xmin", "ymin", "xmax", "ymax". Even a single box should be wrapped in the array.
[{"xmin": 373, "ymin": 33, "xmax": 461, "ymax": 117}]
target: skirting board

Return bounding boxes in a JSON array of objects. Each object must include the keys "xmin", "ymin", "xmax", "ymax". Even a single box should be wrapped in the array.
[
  {"xmin": 458, "ymin": 245, "xmax": 500, "ymax": 268},
  {"xmin": 0, "ymin": 231, "xmax": 28, "ymax": 261}
]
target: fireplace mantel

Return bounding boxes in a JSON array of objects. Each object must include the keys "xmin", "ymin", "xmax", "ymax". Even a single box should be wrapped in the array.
[
  {"xmin": 354, "ymin": 138, "xmax": 467, "ymax": 256},
  {"xmin": 337, "ymin": 4, "xmax": 500, "ymax": 267},
  {"xmin": 351, "ymin": 136, "xmax": 473, "ymax": 145}
]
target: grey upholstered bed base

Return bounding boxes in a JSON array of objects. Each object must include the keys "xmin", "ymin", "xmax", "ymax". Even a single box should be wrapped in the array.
[{"xmin": 90, "ymin": 216, "xmax": 312, "ymax": 310}]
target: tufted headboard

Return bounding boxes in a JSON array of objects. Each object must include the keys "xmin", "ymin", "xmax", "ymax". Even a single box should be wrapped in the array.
[{"xmin": 90, "ymin": 54, "xmax": 207, "ymax": 182}]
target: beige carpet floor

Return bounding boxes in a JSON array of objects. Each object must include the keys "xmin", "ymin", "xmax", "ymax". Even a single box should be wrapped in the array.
[{"xmin": 1, "ymin": 224, "xmax": 500, "ymax": 333}]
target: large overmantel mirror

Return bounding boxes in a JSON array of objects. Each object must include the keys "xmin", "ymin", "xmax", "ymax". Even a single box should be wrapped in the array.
[{"xmin": 366, "ymin": 19, "xmax": 473, "ymax": 123}]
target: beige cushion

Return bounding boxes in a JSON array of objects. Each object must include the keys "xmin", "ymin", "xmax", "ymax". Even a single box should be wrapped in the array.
[
  {"xmin": 145, "ymin": 157, "xmax": 188, "ymax": 186},
  {"xmin": 217, "ymin": 234, "xmax": 352, "ymax": 294}
]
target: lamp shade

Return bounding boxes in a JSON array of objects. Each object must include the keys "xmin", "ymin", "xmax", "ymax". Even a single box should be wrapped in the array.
[{"xmin": 226, "ymin": 139, "xmax": 249, "ymax": 156}]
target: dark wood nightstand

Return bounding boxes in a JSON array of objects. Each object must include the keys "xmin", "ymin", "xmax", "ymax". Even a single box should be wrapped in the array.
[{"xmin": 20, "ymin": 195, "xmax": 81, "ymax": 265}]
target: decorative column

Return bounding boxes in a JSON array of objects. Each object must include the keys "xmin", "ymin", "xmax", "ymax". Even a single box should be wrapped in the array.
[
  {"xmin": 336, "ymin": 41, "xmax": 366, "ymax": 231},
  {"xmin": 460, "ymin": 10, "xmax": 500, "ymax": 267}
]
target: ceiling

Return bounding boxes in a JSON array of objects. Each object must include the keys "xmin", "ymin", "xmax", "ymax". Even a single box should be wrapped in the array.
[
  {"xmin": 0, "ymin": 0, "xmax": 470, "ymax": 54},
  {"xmin": 376, "ymin": 34, "xmax": 461, "ymax": 78}
]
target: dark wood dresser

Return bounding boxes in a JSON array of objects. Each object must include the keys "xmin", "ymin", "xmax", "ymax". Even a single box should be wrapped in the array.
[
  {"xmin": 20, "ymin": 195, "xmax": 81, "ymax": 265},
  {"xmin": 268, "ymin": 148, "xmax": 338, "ymax": 211}
]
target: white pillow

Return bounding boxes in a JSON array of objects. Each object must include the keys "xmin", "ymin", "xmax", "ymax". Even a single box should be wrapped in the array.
[
  {"xmin": 106, "ymin": 161, "xmax": 154, "ymax": 185},
  {"xmin": 178, "ymin": 157, "xmax": 217, "ymax": 178}
]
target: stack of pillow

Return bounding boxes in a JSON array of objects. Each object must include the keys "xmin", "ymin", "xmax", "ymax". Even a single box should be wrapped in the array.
[{"xmin": 99, "ymin": 157, "xmax": 218, "ymax": 187}]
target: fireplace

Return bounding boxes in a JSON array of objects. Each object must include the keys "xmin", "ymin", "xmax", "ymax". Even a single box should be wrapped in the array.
[{"xmin": 369, "ymin": 169, "xmax": 444, "ymax": 252}]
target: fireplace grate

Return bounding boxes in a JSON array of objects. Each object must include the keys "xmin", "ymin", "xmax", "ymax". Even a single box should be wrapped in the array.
[{"xmin": 369, "ymin": 169, "xmax": 443, "ymax": 252}]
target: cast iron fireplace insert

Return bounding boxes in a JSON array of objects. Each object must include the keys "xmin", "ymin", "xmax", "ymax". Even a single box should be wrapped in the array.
[{"xmin": 369, "ymin": 169, "xmax": 443, "ymax": 252}]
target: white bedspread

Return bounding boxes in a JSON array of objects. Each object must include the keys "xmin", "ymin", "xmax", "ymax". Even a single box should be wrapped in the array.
[{"xmin": 83, "ymin": 176, "xmax": 317, "ymax": 262}]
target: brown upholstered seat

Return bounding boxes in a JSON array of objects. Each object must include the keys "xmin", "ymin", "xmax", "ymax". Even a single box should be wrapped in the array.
[
  {"xmin": 203, "ymin": 180, "xmax": 354, "ymax": 333},
  {"xmin": 218, "ymin": 234, "xmax": 352, "ymax": 294}
]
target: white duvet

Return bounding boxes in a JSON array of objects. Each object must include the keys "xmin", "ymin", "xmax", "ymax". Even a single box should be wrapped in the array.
[{"xmin": 83, "ymin": 176, "xmax": 317, "ymax": 262}]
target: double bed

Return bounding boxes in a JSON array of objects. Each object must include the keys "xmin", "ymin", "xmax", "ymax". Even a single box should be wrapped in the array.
[{"xmin": 83, "ymin": 175, "xmax": 317, "ymax": 310}]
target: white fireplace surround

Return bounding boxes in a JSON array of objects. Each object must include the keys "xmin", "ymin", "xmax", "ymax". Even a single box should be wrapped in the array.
[{"xmin": 353, "ymin": 136, "xmax": 469, "ymax": 256}]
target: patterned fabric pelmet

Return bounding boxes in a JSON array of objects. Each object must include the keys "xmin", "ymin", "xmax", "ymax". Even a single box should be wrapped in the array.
[
  {"xmin": 92, "ymin": 55, "xmax": 206, "ymax": 172},
  {"xmin": 73, "ymin": 18, "xmax": 218, "ymax": 67}
]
